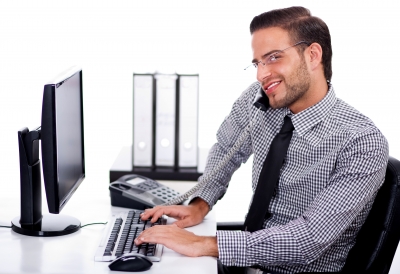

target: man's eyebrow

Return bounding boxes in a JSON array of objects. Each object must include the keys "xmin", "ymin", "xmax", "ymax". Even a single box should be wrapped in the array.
[{"xmin": 251, "ymin": 49, "xmax": 280, "ymax": 64}]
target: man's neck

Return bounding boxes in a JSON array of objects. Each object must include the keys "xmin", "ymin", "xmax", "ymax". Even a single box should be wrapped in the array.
[{"xmin": 289, "ymin": 80, "xmax": 329, "ymax": 114}]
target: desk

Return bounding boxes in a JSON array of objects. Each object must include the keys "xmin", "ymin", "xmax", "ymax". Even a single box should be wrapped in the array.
[
  {"xmin": 1, "ymin": 171, "xmax": 400, "ymax": 273},
  {"xmin": 0, "ymin": 179, "xmax": 217, "ymax": 274}
]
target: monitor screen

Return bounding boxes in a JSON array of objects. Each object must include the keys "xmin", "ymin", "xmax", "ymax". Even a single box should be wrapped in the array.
[{"xmin": 41, "ymin": 66, "xmax": 85, "ymax": 214}]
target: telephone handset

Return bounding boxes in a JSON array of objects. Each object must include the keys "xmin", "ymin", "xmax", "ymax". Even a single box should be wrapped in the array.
[
  {"xmin": 109, "ymin": 174, "xmax": 181, "ymax": 209},
  {"xmin": 110, "ymin": 87, "xmax": 267, "ymax": 210}
]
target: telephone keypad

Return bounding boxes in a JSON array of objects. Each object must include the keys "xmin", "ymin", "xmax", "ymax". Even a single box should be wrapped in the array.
[
  {"xmin": 113, "ymin": 175, "xmax": 181, "ymax": 205},
  {"xmin": 131, "ymin": 178, "xmax": 180, "ymax": 202},
  {"xmin": 150, "ymin": 186, "xmax": 179, "ymax": 202}
]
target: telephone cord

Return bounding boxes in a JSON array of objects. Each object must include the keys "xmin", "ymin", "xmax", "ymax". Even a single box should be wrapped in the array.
[{"xmin": 162, "ymin": 107, "xmax": 261, "ymax": 206}]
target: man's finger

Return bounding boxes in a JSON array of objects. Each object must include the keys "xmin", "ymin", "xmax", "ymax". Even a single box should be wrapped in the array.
[
  {"xmin": 141, "ymin": 206, "xmax": 177, "ymax": 222},
  {"xmin": 140, "ymin": 208, "xmax": 157, "ymax": 220},
  {"xmin": 141, "ymin": 207, "xmax": 166, "ymax": 221},
  {"xmin": 134, "ymin": 224, "xmax": 172, "ymax": 245}
]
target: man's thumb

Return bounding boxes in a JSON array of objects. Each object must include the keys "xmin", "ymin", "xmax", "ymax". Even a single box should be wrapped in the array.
[{"xmin": 174, "ymin": 218, "xmax": 191, "ymax": 228}]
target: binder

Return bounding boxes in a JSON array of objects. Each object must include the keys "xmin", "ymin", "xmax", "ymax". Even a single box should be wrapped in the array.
[
  {"xmin": 154, "ymin": 73, "xmax": 178, "ymax": 167},
  {"xmin": 177, "ymin": 75, "xmax": 199, "ymax": 168},
  {"xmin": 132, "ymin": 74, "xmax": 154, "ymax": 167}
]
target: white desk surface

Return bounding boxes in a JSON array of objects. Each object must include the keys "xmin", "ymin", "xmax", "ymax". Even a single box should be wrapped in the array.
[
  {"xmin": 1, "ymin": 172, "xmax": 399, "ymax": 273},
  {"xmin": 0, "ymin": 179, "xmax": 217, "ymax": 274}
]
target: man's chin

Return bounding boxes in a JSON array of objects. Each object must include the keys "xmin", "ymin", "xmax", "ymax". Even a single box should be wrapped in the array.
[{"xmin": 267, "ymin": 95, "xmax": 286, "ymax": 109}]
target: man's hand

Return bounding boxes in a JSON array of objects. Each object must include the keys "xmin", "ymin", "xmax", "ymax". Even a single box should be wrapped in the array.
[
  {"xmin": 140, "ymin": 198, "xmax": 210, "ymax": 228},
  {"xmin": 134, "ymin": 224, "xmax": 218, "ymax": 257}
]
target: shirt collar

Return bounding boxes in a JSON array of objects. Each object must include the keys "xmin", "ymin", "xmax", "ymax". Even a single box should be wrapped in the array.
[{"xmin": 282, "ymin": 84, "xmax": 337, "ymax": 137}]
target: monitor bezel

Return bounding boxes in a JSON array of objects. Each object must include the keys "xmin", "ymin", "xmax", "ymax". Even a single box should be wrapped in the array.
[{"xmin": 41, "ymin": 66, "xmax": 85, "ymax": 214}]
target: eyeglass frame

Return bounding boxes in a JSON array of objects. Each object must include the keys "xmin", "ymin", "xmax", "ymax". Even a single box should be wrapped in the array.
[{"xmin": 244, "ymin": 41, "xmax": 310, "ymax": 70}]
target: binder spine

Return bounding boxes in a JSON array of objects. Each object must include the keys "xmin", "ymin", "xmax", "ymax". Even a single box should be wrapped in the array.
[
  {"xmin": 154, "ymin": 73, "xmax": 178, "ymax": 167},
  {"xmin": 177, "ymin": 75, "xmax": 199, "ymax": 168},
  {"xmin": 132, "ymin": 74, "xmax": 154, "ymax": 167}
]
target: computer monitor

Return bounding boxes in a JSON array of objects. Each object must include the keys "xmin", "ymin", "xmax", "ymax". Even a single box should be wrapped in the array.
[{"xmin": 11, "ymin": 66, "xmax": 85, "ymax": 237}]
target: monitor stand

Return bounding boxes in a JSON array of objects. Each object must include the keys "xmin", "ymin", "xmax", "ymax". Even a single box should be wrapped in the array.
[
  {"xmin": 11, "ymin": 215, "xmax": 80, "ymax": 237},
  {"xmin": 11, "ymin": 127, "xmax": 80, "ymax": 237}
]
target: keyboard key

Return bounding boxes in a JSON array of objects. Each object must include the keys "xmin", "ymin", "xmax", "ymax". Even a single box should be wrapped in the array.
[{"xmin": 137, "ymin": 245, "xmax": 147, "ymax": 255}]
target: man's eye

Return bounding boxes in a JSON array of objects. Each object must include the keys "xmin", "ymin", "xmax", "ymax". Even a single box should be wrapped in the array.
[{"xmin": 268, "ymin": 54, "xmax": 279, "ymax": 62}]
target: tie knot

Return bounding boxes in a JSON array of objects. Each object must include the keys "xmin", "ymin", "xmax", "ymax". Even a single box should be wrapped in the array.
[{"xmin": 281, "ymin": 116, "xmax": 294, "ymax": 134}]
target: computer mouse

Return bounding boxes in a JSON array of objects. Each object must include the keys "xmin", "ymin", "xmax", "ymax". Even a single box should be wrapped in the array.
[{"xmin": 108, "ymin": 253, "xmax": 153, "ymax": 272}]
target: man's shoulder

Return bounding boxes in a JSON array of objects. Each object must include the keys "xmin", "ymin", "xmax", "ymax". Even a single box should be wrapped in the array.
[
  {"xmin": 331, "ymin": 98, "xmax": 375, "ymax": 129},
  {"xmin": 329, "ymin": 99, "xmax": 387, "ymax": 147}
]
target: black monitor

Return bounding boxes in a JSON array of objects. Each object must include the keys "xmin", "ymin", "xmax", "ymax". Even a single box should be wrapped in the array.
[{"xmin": 11, "ymin": 66, "xmax": 85, "ymax": 237}]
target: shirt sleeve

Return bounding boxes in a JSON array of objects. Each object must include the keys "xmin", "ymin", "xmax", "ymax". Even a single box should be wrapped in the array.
[
  {"xmin": 191, "ymin": 83, "xmax": 259, "ymax": 209},
  {"xmin": 217, "ymin": 126, "xmax": 389, "ymax": 267}
]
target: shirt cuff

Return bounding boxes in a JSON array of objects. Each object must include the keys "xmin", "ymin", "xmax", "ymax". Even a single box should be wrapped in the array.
[
  {"xmin": 216, "ymin": 230, "xmax": 249, "ymax": 267},
  {"xmin": 190, "ymin": 186, "xmax": 225, "ymax": 210}
]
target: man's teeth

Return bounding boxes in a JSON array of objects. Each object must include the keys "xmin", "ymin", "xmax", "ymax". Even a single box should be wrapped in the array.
[{"xmin": 267, "ymin": 82, "xmax": 280, "ymax": 90}]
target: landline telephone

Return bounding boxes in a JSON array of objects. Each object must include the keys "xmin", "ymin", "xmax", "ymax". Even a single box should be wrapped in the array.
[
  {"xmin": 110, "ymin": 87, "xmax": 266, "ymax": 209},
  {"xmin": 109, "ymin": 174, "xmax": 182, "ymax": 209}
]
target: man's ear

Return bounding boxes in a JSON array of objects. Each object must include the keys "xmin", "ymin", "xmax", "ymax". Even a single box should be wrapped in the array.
[{"xmin": 307, "ymin": 43, "xmax": 323, "ymax": 71}]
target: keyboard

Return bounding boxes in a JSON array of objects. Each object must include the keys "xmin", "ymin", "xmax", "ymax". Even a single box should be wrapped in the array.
[{"xmin": 94, "ymin": 209, "xmax": 167, "ymax": 262}]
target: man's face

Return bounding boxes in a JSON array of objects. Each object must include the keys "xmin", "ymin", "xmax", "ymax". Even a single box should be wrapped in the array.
[{"xmin": 251, "ymin": 27, "xmax": 311, "ymax": 111}]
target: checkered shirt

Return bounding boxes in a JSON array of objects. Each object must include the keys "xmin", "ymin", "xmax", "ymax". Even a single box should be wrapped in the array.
[{"xmin": 192, "ymin": 82, "xmax": 389, "ymax": 273}]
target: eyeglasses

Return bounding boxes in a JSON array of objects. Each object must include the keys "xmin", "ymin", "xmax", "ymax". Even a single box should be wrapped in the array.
[{"xmin": 244, "ymin": 41, "xmax": 310, "ymax": 70}]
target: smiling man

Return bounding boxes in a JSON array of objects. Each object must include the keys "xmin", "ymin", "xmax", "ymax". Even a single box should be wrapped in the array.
[{"xmin": 135, "ymin": 6, "xmax": 389, "ymax": 274}]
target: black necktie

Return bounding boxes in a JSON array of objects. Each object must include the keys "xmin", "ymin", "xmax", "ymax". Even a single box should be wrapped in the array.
[{"xmin": 243, "ymin": 116, "xmax": 294, "ymax": 232}]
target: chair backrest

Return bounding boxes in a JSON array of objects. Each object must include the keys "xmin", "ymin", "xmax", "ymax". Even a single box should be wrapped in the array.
[{"xmin": 342, "ymin": 156, "xmax": 400, "ymax": 274}]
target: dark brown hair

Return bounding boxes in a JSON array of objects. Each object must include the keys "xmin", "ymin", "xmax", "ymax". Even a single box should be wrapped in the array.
[{"xmin": 250, "ymin": 6, "xmax": 332, "ymax": 81}]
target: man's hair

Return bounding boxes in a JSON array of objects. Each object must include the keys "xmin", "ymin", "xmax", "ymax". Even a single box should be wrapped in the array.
[{"xmin": 250, "ymin": 6, "xmax": 332, "ymax": 81}]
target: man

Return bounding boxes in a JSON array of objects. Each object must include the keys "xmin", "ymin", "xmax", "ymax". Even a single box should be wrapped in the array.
[{"xmin": 135, "ymin": 6, "xmax": 389, "ymax": 273}]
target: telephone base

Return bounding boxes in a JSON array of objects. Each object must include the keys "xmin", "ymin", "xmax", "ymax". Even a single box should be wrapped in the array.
[
  {"xmin": 110, "ymin": 190, "xmax": 151, "ymax": 210},
  {"xmin": 110, "ymin": 167, "xmax": 201, "ymax": 183}
]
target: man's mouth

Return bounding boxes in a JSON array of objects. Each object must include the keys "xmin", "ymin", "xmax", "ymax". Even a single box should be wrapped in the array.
[{"xmin": 264, "ymin": 81, "xmax": 281, "ymax": 94}]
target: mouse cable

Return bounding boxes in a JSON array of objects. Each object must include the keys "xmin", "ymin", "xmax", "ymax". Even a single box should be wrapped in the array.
[
  {"xmin": 0, "ymin": 223, "xmax": 107, "ymax": 229},
  {"xmin": 80, "ymin": 222, "xmax": 108, "ymax": 228},
  {"xmin": 81, "ymin": 222, "xmax": 108, "ymax": 228}
]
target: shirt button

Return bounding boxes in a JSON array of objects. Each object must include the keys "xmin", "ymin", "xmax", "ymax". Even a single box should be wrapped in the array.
[{"xmin": 231, "ymin": 258, "xmax": 236, "ymax": 265}]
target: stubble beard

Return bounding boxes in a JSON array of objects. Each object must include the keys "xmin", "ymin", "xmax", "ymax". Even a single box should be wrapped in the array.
[{"xmin": 268, "ymin": 58, "xmax": 311, "ymax": 110}]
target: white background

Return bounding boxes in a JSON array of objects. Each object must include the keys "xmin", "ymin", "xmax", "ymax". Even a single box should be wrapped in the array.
[{"xmin": 1, "ymin": 0, "xmax": 400, "ymax": 224}]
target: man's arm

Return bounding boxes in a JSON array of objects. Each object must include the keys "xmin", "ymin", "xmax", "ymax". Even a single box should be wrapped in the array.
[
  {"xmin": 189, "ymin": 83, "xmax": 259, "ymax": 209},
  {"xmin": 142, "ymin": 82, "xmax": 260, "ymax": 227}
]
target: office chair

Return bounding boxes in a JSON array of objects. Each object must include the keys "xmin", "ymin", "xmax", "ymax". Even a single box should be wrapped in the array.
[{"xmin": 217, "ymin": 156, "xmax": 400, "ymax": 274}]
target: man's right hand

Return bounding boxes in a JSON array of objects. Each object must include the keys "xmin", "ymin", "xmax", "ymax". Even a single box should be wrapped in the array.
[{"xmin": 140, "ymin": 198, "xmax": 210, "ymax": 228}]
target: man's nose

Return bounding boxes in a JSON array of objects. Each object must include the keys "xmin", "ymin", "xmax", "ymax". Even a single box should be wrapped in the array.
[{"xmin": 256, "ymin": 64, "xmax": 272, "ymax": 83}]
